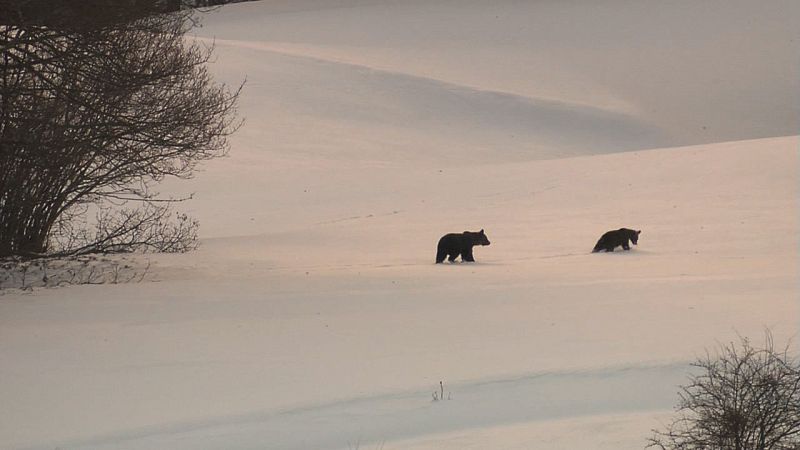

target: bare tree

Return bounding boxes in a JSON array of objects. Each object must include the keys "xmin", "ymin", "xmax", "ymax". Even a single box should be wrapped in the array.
[
  {"xmin": 0, "ymin": 0, "xmax": 240, "ymax": 258},
  {"xmin": 650, "ymin": 333, "xmax": 800, "ymax": 450}
]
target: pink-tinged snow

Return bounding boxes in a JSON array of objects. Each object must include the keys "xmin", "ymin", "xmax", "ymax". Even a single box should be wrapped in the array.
[{"xmin": 1, "ymin": 1, "xmax": 798, "ymax": 449}]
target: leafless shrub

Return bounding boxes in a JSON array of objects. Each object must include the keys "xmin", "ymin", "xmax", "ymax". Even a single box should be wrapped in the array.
[
  {"xmin": 649, "ymin": 332, "xmax": 800, "ymax": 450},
  {"xmin": 0, "ymin": 1, "xmax": 240, "ymax": 258}
]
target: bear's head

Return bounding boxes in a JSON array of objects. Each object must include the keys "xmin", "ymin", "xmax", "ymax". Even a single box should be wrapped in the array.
[
  {"xmin": 465, "ymin": 229, "xmax": 491, "ymax": 246},
  {"xmin": 631, "ymin": 229, "xmax": 641, "ymax": 245}
]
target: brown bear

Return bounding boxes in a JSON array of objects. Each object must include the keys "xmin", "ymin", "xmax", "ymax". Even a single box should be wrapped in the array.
[
  {"xmin": 436, "ymin": 229, "xmax": 491, "ymax": 263},
  {"xmin": 592, "ymin": 228, "xmax": 641, "ymax": 252}
]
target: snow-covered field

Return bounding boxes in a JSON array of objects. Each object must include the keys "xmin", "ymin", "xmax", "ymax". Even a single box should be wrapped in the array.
[{"xmin": 1, "ymin": 1, "xmax": 798, "ymax": 449}]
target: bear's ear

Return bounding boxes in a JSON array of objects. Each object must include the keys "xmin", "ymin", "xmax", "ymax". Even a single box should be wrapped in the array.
[
  {"xmin": 636, "ymin": 230, "xmax": 641, "ymax": 235},
  {"xmin": 480, "ymin": 229, "xmax": 485, "ymax": 234}
]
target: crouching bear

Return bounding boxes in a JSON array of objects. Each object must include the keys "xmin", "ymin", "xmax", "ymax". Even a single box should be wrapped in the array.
[
  {"xmin": 592, "ymin": 228, "xmax": 641, "ymax": 253},
  {"xmin": 436, "ymin": 229, "xmax": 491, "ymax": 263}
]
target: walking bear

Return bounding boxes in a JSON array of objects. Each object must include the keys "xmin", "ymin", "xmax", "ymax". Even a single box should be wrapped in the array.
[
  {"xmin": 592, "ymin": 228, "xmax": 641, "ymax": 252},
  {"xmin": 436, "ymin": 229, "xmax": 491, "ymax": 263}
]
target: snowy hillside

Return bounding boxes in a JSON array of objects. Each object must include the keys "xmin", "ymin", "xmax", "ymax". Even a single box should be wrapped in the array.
[
  {"xmin": 1, "ymin": 1, "xmax": 798, "ymax": 449},
  {"xmin": 193, "ymin": 0, "xmax": 799, "ymax": 163}
]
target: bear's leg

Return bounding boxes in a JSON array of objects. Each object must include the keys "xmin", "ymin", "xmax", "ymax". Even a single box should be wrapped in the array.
[
  {"xmin": 447, "ymin": 253, "xmax": 458, "ymax": 263},
  {"xmin": 606, "ymin": 246, "xmax": 614, "ymax": 252},
  {"xmin": 593, "ymin": 238, "xmax": 606, "ymax": 253},
  {"xmin": 436, "ymin": 248, "xmax": 447, "ymax": 263},
  {"xmin": 622, "ymin": 243, "xmax": 630, "ymax": 250},
  {"xmin": 462, "ymin": 248, "xmax": 475, "ymax": 262}
]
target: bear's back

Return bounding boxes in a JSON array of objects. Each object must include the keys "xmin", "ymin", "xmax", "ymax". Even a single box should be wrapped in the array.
[{"xmin": 438, "ymin": 233, "xmax": 465, "ymax": 247}]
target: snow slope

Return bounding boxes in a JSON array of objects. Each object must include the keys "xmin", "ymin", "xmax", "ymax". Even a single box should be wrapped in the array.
[
  {"xmin": 194, "ymin": 0, "xmax": 800, "ymax": 159},
  {"xmin": 1, "ymin": 1, "xmax": 798, "ymax": 449},
  {"xmin": 2, "ymin": 136, "xmax": 796, "ymax": 449}
]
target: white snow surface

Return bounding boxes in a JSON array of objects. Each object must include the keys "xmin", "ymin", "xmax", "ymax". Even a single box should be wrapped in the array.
[{"xmin": 1, "ymin": 1, "xmax": 799, "ymax": 449}]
